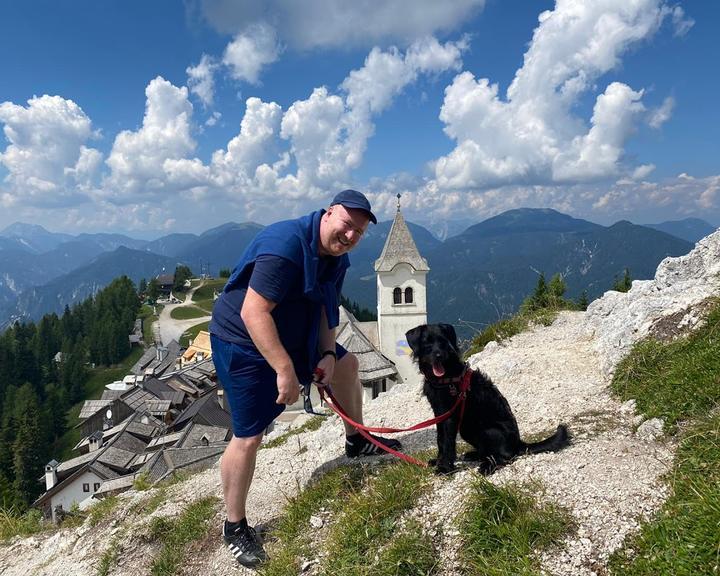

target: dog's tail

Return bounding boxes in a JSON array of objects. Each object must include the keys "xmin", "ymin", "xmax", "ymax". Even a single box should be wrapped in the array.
[{"xmin": 521, "ymin": 424, "xmax": 570, "ymax": 455}]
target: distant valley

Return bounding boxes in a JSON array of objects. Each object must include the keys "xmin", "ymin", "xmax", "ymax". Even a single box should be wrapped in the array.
[{"xmin": 0, "ymin": 212, "xmax": 713, "ymax": 334}]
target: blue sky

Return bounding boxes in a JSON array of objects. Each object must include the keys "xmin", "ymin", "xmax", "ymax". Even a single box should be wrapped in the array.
[{"xmin": 1, "ymin": 0, "xmax": 718, "ymax": 238}]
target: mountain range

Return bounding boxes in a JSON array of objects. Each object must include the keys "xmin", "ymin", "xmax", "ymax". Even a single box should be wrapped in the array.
[{"xmin": 0, "ymin": 212, "xmax": 712, "ymax": 333}]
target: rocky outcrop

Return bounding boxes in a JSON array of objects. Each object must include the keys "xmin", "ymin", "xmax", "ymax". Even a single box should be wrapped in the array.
[{"xmin": 584, "ymin": 230, "xmax": 720, "ymax": 375}]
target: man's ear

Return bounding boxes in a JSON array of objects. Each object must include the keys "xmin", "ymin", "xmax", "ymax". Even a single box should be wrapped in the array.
[
  {"xmin": 438, "ymin": 323, "xmax": 458, "ymax": 351},
  {"xmin": 405, "ymin": 325, "xmax": 427, "ymax": 355}
]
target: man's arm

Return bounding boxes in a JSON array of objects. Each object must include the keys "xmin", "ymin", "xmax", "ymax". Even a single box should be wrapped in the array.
[
  {"xmin": 315, "ymin": 305, "xmax": 337, "ymax": 386},
  {"xmin": 241, "ymin": 287, "xmax": 300, "ymax": 405}
]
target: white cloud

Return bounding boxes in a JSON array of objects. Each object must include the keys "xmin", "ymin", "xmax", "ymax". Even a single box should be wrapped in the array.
[
  {"xmin": 631, "ymin": 164, "xmax": 655, "ymax": 180},
  {"xmin": 205, "ymin": 111, "xmax": 222, "ymax": 126},
  {"xmin": 0, "ymin": 94, "xmax": 101, "ymax": 206},
  {"xmin": 698, "ymin": 176, "xmax": 720, "ymax": 210},
  {"xmin": 648, "ymin": 96, "xmax": 674, "ymax": 129},
  {"xmin": 197, "ymin": 0, "xmax": 484, "ymax": 50},
  {"xmin": 211, "ymin": 96, "xmax": 283, "ymax": 185},
  {"xmin": 278, "ymin": 37, "xmax": 467, "ymax": 191},
  {"xmin": 105, "ymin": 76, "xmax": 196, "ymax": 201},
  {"xmin": 432, "ymin": 0, "xmax": 673, "ymax": 191},
  {"xmin": 222, "ymin": 23, "xmax": 280, "ymax": 85},
  {"xmin": 670, "ymin": 5, "xmax": 694, "ymax": 36},
  {"xmin": 554, "ymin": 82, "xmax": 646, "ymax": 181},
  {"xmin": 362, "ymin": 171, "xmax": 720, "ymax": 230},
  {"xmin": 186, "ymin": 54, "xmax": 219, "ymax": 107}
]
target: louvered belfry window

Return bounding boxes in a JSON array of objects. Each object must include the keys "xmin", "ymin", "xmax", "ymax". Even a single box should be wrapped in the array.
[{"xmin": 393, "ymin": 287, "xmax": 402, "ymax": 304}]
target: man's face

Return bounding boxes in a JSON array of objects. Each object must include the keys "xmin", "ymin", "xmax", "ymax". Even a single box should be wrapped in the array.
[{"xmin": 319, "ymin": 204, "xmax": 370, "ymax": 256}]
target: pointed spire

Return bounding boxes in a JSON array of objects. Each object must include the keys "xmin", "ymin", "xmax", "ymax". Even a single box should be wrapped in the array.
[{"xmin": 374, "ymin": 204, "xmax": 429, "ymax": 273}]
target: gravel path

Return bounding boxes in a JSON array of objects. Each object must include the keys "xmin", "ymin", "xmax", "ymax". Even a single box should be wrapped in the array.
[
  {"xmin": 0, "ymin": 310, "xmax": 674, "ymax": 576},
  {"xmin": 156, "ymin": 284, "xmax": 211, "ymax": 346}
]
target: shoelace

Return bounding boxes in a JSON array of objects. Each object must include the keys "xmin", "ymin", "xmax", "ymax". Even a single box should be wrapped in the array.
[{"xmin": 240, "ymin": 526, "xmax": 259, "ymax": 549}]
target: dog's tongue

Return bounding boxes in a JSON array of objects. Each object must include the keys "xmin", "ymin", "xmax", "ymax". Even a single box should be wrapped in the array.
[{"xmin": 432, "ymin": 362, "xmax": 445, "ymax": 378}]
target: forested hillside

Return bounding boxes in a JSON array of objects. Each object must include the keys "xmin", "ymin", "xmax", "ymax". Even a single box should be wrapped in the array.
[{"xmin": 0, "ymin": 277, "xmax": 140, "ymax": 510}]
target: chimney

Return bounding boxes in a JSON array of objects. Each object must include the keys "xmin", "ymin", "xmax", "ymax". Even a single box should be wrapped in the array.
[
  {"xmin": 45, "ymin": 460, "xmax": 59, "ymax": 490},
  {"xmin": 89, "ymin": 432, "xmax": 104, "ymax": 452}
]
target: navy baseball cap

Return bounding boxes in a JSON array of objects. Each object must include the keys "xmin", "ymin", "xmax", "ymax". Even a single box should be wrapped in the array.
[{"xmin": 330, "ymin": 189, "xmax": 377, "ymax": 224}]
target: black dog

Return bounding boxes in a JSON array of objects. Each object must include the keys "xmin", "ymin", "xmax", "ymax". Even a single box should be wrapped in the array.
[{"xmin": 406, "ymin": 323, "xmax": 570, "ymax": 474}]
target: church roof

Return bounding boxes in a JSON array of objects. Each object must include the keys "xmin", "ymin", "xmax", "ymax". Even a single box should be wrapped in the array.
[
  {"xmin": 337, "ymin": 308, "xmax": 397, "ymax": 382},
  {"xmin": 374, "ymin": 208, "xmax": 429, "ymax": 272}
]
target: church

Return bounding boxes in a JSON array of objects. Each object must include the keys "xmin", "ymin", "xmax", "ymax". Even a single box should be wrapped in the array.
[{"xmin": 336, "ymin": 195, "xmax": 430, "ymax": 403}]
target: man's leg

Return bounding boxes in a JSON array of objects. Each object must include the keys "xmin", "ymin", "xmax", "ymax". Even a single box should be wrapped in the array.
[
  {"xmin": 331, "ymin": 352, "xmax": 363, "ymax": 434},
  {"xmin": 331, "ymin": 352, "xmax": 402, "ymax": 456},
  {"xmin": 221, "ymin": 433, "xmax": 264, "ymax": 522}
]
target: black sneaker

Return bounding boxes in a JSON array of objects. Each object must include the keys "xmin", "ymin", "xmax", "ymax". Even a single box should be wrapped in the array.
[
  {"xmin": 345, "ymin": 433, "xmax": 402, "ymax": 458},
  {"xmin": 223, "ymin": 523, "xmax": 268, "ymax": 567}
]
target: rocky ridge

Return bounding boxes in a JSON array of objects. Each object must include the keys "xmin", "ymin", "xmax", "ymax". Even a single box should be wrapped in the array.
[{"xmin": 1, "ymin": 230, "xmax": 718, "ymax": 576}]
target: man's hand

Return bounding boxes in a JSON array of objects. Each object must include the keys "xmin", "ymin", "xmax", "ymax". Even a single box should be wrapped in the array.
[
  {"xmin": 276, "ymin": 369, "xmax": 300, "ymax": 405},
  {"xmin": 314, "ymin": 355, "xmax": 335, "ymax": 387}
]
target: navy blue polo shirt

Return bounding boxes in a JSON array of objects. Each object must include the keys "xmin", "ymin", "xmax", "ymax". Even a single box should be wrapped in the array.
[{"xmin": 210, "ymin": 254, "xmax": 332, "ymax": 378}]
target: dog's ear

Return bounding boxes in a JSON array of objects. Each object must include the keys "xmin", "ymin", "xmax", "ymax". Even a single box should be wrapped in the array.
[
  {"xmin": 438, "ymin": 323, "xmax": 459, "ymax": 351},
  {"xmin": 405, "ymin": 325, "xmax": 427, "ymax": 355}
]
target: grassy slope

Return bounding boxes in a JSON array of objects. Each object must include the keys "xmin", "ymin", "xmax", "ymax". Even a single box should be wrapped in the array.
[{"xmin": 608, "ymin": 299, "xmax": 720, "ymax": 575}]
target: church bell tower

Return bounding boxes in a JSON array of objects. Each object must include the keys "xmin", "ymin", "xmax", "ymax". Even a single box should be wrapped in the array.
[{"xmin": 374, "ymin": 194, "xmax": 429, "ymax": 386}]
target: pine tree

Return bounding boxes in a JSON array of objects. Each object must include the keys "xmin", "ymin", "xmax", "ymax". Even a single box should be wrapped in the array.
[
  {"xmin": 147, "ymin": 278, "xmax": 161, "ymax": 302},
  {"xmin": 526, "ymin": 272, "xmax": 548, "ymax": 310},
  {"xmin": 612, "ymin": 268, "xmax": 632, "ymax": 292},
  {"xmin": 547, "ymin": 273, "xmax": 566, "ymax": 307},
  {"xmin": 11, "ymin": 384, "xmax": 44, "ymax": 510},
  {"xmin": 173, "ymin": 265, "xmax": 193, "ymax": 293},
  {"xmin": 0, "ymin": 385, "xmax": 19, "ymax": 485},
  {"xmin": 577, "ymin": 290, "xmax": 589, "ymax": 311}
]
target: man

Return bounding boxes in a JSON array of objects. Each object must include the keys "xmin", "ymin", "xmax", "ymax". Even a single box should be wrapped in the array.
[{"xmin": 210, "ymin": 189, "xmax": 401, "ymax": 567}]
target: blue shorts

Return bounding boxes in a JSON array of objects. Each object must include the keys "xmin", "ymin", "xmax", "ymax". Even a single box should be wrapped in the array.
[{"xmin": 211, "ymin": 333, "xmax": 347, "ymax": 438}]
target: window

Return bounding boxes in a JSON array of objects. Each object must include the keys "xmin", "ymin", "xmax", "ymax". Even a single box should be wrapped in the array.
[
  {"xmin": 94, "ymin": 483, "xmax": 101, "ymax": 492},
  {"xmin": 404, "ymin": 287, "xmax": 414, "ymax": 303},
  {"xmin": 83, "ymin": 483, "xmax": 90, "ymax": 492},
  {"xmin": 393, "ymin": 287, "xmax": 402, "ymax": 304}
]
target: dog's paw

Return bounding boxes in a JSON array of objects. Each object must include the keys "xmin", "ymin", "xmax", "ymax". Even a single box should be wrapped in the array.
[
  {"xmin": 428, "ymin": 457, "xmax": 437, "ymax": 466},
  {"xmin": 434, "ymin": 462, "xmax": 456, "ymax": 475},
  {"xmin": 462, "ymin": 450, "xmax": 480, "ymax": 461},
  {"xmin": 477, "ymin": 460, "xmax": 498, "ymax": 475}
]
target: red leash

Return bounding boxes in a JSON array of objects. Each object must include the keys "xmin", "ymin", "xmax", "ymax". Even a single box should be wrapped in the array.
[{"xmin": 314, "ymin": 367, "xmax": 472, "ymax": 467}]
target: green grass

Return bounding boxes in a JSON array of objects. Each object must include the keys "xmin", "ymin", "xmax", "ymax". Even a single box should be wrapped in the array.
[
  {"xmin": 0, "ymin": 507, "xmax": 45, "ymax": 541},
  {"xmin": 88, "ymin": 496, "xmax": 119, "ymax": 527},
  {"xmin": 96, "ymin": 533, "xmax": 121, "ymax": 576},
  {"xmin": 261, "ymin": 416, "xmax": 325, "ymax": 450},
  {"xmin": 139, "ymin": 304, "xmax": 159, "ymax": 344},
  {"xmin": 464, "ymin": 307, "xmax": 563, "ymax": 358},
  {"xmin": 374, "ymin": 521, "xmax": 439, "ymax": 575},
  {"xmin": 321, "ymin": 461, "xmax": 432, "ymax": 576},
  {"xmin": 260, "ymin": 457, "xmax": 435, "ymax": 576},
  {"xmin": 457, "ymin": 478, "xmax": 574, "ymax": 576},
  {"xmin": 607, "ymin": 299, "xmax": 720, "ymax": 576},
  {"xmin": 169, "ymin": 306, "xmax": 207, "ymax": 320},
  {"xmin": 191, "ymin": 279, "xmax": 225, "ymax": 302},
  {"xmin": 129, "ymin": 487, "xmax": 168, "ymax": 516},
  {"xmin": 259, "ymin": 465, "xmax": 366, "ymax": 576},
  {"xmin": 147, "ymin": 496, "xmax": 219, "ymax": 576},
  {"xmin": 611, "ymin": 299, "xmax": 720, "ymax": 430},
  {"xmin": 191, "ymin": 279, "xmax": 224, "ymax": 313},
  {"xmin": 179, "ymin": 321, "xmax": 210, "ymax": 347},
  {"xmin": 609, "ymin": 414, "xmax": 720, "ymax": 575}
]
